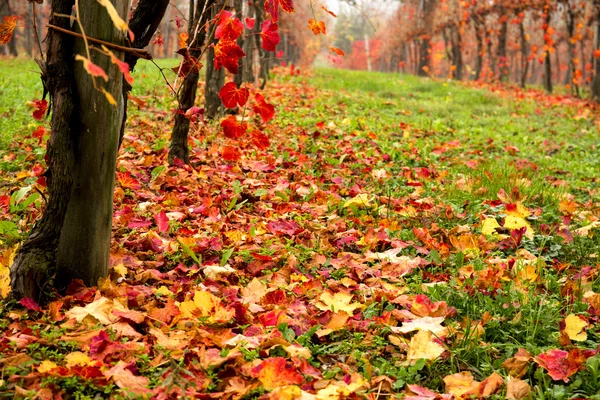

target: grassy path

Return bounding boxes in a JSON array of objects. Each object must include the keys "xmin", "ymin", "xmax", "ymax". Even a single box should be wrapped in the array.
[{"xmin": 0, "ymin": 62, "xmax": 600, "ymax": 398}]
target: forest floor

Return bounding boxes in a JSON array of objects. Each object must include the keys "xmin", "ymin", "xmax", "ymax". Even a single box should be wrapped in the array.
[{"xmin": 1, "ymin": 58, "xmax": 600, "ymax": 399}]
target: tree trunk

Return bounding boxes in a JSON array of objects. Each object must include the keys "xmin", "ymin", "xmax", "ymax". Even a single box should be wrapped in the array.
[
  {"xmin": 233, "ymin": 0, "xmax": 245, "ymax": 87},
  {"xmin": 497, "ymin": 8, "xmax": 508, "ymax": 81},
  {"xmin": 592, "ymin": 4, "xmax": 600, "ymax": 101},
  {"xmin": 11, "ymin": 0, "xmax": 128, "ymax": 301},
  {"xmin": 543, "ymin": 6, "xmax": 553, "ymax": 93},
  {"xmin": 519, "ymin": 19, "xmax": 529, "ymax": 88},
  {"xmin": 169, "ymin": 0, "xmax": 212, "ymax": 164},
  {"xmin": 565, "ymin": 8, "xmax": 579, "ymax": 96},
  {"xmin": 452, "ymin": 26, "xmax": 463, "ymax": 80},
  {"xmin": 418, "ymin": 36, "xmax": 430, "ymax": 76},
  {"xmin": 204, "ymin": 0, "xmax": 225, "ymax": 119},
  {"xmin": 474, "ymin": 19, "xmax": 484, "ymax": 80}
]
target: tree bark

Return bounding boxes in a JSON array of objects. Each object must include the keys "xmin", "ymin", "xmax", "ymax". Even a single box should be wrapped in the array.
[
  {"xmin": 519, "ymin": 19, "xmax": 529, "ymax": 88},
  {"xmin": 204, "ymin": 0, "xmax": 225, "ymax": 119},
  {"xmin": 497, "ymin": 8, "xmax": 508, "ymax": 82},
  {"xmin": 543, "ymin": 5, "xmax": 553, "ymax": 93},
  {"xmin": 473, "ymin": 17, "xmax": 484, "ymax": 80},
  {"xmin": 169, "ymin": 0, "xmax": 213, "ymax": 164},
  {"xmin": 592, "ymin": 3, "xmax": 600, "ymax": 101}
]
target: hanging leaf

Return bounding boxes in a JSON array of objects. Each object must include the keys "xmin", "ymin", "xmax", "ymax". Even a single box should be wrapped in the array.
[
  {"xmin": 252, "ymin": 93, "xmax": 275, "ymax": 123},
  {"xmin": 0, "ymin": 15, "xmax": 18, "ymax": 44},
  {"xmin": 260, "ymin": 20, "xmax": 280, "ymax": 52},
  {"xmin": 102, "ymin": 45, "xmax": 133, "ymax": 84},
  {"xmin": 219, "ymin": 82, "xmax": 249, "ymax": 108},
  {"xmin": 96, "ymin": 0, "xmax": 129, "ymax": 33},
  {"xmin": 75, "ymin": 55, "xmax": 109, "ymax": 81}
]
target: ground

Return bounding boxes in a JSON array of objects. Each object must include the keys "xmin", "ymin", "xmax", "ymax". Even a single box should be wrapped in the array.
[{"xmin": 1, "ymin": 58, "xmax": 600, "ymax": 399}]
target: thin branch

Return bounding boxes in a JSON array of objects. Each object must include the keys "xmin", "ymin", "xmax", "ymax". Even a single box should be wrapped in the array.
[{"xmin": 48, "ymin": 24, "xmax": 152, "ymax": 59}]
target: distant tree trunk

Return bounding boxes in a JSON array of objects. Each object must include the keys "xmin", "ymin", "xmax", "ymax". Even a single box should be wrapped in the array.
[
  {"xmin": 169, "ymin": 0, "xmax": 212, "ymax": 164},
  {"xmin": 0, "ymin": 0, "xmax": 18, "ymax": 56},
  {"xmin": 497, "ymin": 8, "xmax": 508, "ymax": 81},
  {"xmin": 543, "ymin": 5, "xmax": 553, "ymax": 93},
  {"xmin": 473, "ymin": 17, "xmax": 484, "ymax": 80},
  {"xmin": 418, "ymin": 36, "xmax": 430, "ymax": 76},
  {"xmin": 565, "ymin": 6, "xmax": 580, "ymax": 96},
  {"xmin": 592, "ymin": 3, "xmax": 600, "ymax": 101},
  {"xmin": 11, "ymin": 0, "xmax": 128, "ymax": 301},
  {"xmin": 452, "ymin": 26, "xmax": 463, "ymax": 80},
  {"xmin": 163, "ymin": 6, "xmax": 171, "ymax": 58},
  {"xmin": 25, "ymin": 3, "xmax": 34, "ymax": 56},
  {"xmin": 519, "ymin": 19, "xmax": 529, "ymax": 88},
  {"xmin": 486, "ymin": 27, "xmax": 495, "ymax": 78},
  {"xmin": 233, "ymin": 0, "xmax": 245, "ymax": 87}
]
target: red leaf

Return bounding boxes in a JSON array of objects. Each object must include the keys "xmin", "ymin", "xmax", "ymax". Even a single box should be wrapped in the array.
[
  {"xmin": 219, "ymin": 82, "xmax": 250, "ymax": 108},
  {"xmin": 32, "ymin": 99, "xmax": 48, "ymax": 121},
  {"xmin": 32, "ymin": 126, "xmax": 46, "ymax": 144},
  {"xmin": 0, "ymin": 15, "xmax": 18, "ymax": 45},
  {"xmin": 75, "ymin": 55, "xmax": 108, "ymax": 81},
  {"xmin": 154, "ymin": 211, "xmax": 169, "ymax": 233},
  {"xmin": 264, "ymin": 0, "xmax": 295, "ymax": 22},
  {"xmin": 252, "ymin": 93, "xmax": 275, "ymax": 123},
  {"xmin": 250, "ymin": 130, "xmax": 270, "ymax": 150},
  {"xmin": 215, "ymin": 10, "xmax": 244, "ymax": 41},
  {"xmin": 329, "ymin": 46, "xmax": 345, "ymax": 56},
  {"xmin": 172, "ymin": 50, "xmax": 203, "ymax": 77},
  {"xmin": 245, "ymin": 17, "xmax": 256, "ymax": 29},
  {"xmin": 536, "ymin": 348, "xmax": 590, "ymax": 382},
  {"xmin": 260, "ymin": 20, "xmax": 280, "ymax": 52},
  {"xmin": 20, "ymin": 298, "xmax": 41, "ymax": 311},
  {"xmin": 222, "ymin": 146, "xmax": 241, "ymax": 161},
  {"xmin": 214, "ymin": 39, "xmax": 245, "ymax": 74},
  {"xmin": 266, "ymin": 220, "xmax": 302, "ymax": 236},
  {"xmin": 221, "ymin": 115, "xmax": 248, "ymax": 139},
  {"xmin": 104, "ymin": 45, "xmax": 134, "ymax": 84},
  {"xmin": 116, "ymin": 171, "xmax": 141, "ymax": 190}
]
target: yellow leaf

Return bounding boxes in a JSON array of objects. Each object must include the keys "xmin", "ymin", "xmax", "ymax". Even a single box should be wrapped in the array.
[
  {"xmin": 65, "ymin": 352, "xmax": 93, "ymax": 368},
  {"xmin": 316, "ymin": 374, "xmax": 367, "ymax": 400},
  {"xmin": 443, "ymin": 371, "xmax": 479, "ymax": 397},
  {"xmin": 343, "ymin": 193, "xmax": 372, "ymax": 209},
  {"xmin": 100, "ymin": 87, "xmax": 117, "ymax": 105},
  {"xmin": 505, "ymin": 203, "xmax": 530, "ymax": 218},
  {"xmin": 225, "ymin": 230, "xmax": 246, "ymax": 242},
  {"xmin": 563, "ymin": 313, "xmax": 588, "ymax": 341},
  {"xmin": 504, "ymin": 215, "xmax": 534, "ymax": 238},
  {"xmin": 316, "ymin": 291, "xmax": 364, "ymax": 314},
  {"xmin": 407, "ymin": 330, "xmax": 445, "ymax": 363},
  {"xmin": 96, "ymin": 0, "xmax": 129, "ymax": 33},
  {"xmin": 65, "ymin": 297, "xmax": 125, "ymax": 325},
  {"xmin": 112, "ymin": 263, "xmax": 127, "ymax": 277},
  {"xmin": 575, "ymin": 221, "xmax": 600, "ymax": 237},
  {"xmin": 392, "ymin": 316, "xmax": 447, "ymax": 336},
  {"xmin": 155, "ymin": 286, "xmax": 173, "ymax": 296},
  {"xmin": 0, "ymin": 262, "xmax": 10, "ymax": 299},
  {"xmin": 482, "ymin": 218, "xmax": 501, "ymax": 236},
  {"xmin": 37, "ymin": 360, "xmax": 58, "ymax": 373}
]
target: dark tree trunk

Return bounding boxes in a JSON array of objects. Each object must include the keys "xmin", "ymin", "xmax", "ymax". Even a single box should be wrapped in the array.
[
  {"xmin": 452, "ymin": 26, "xmax": 463, "ymax": 80},
  {"xmin": 592, "ymin": 4, "xmax": 600, "ymax": 101},
  {"xmin": 233, "ymin": 0, "xmax": 244, "ymax": 87},
  {"xmin": 418, "ymin": 36, "xmax": 430, "ymax": 76},
  {"xmin": 565, "ymin": 7, "xmax": 580, "ymax": 96},
  {"xmin": 474, "ymin": 18, "xmax": 484, "ymax": 80},
  {"xmin": 204, "ymin": 0, "xmax": 226, "ymax": 119},
  {"xmin": 519, "ymin": 19, "xmax": 529, "ymax": 88},
  {"xmin": 543, "ymin": 5, "xmax": 553, "ymax": 93},
  {"xmin": 169, "ymin": 0, "xmax": 212, "ymax": 164},
  {"xmin": 11, "ymin": 0, "xmax": 127, "ymax": 301},
  {"xmin": 497, "ymin": 8, "xmax": 508, "ymax": 81}
]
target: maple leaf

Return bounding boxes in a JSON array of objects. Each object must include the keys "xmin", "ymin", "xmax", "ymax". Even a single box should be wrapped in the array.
[
  {"xmin": 405, "ymin": 384, "xmax": 452, "ymax": 400},
  {"xmin": 215, "ymin": 10, "xmax": 244, "ymax": 41},
  {"xmin": 214, "ymin": 39, "xmax": 245, "ymax": 74},
  {"xmin": 75, "ymin": 55, "xmax": 108, "ymax": 81},
  {"xmin": 65, "ymin": 297, "xmax": 125, "ymax": 325},
  {"xmin": 65, "ymin": 352, "xmax": 94, "ymax": 368},
  {"xmin": 219, "ymin": 82, "xmax": 250, "ymax": 108},
  {"xmin": 251, "ymin": 357, "xmax": 303, "ymax": 389},
  {"xmin": 308, "ymin": 19, "xmax": 326, "ymax": 35},
  {"xmin": 393, "ymin": 316, "xmax": 447, "ymax": 336},
  {"xmin": 316, "ymin": 291, "xmax": 364, "ymax": 314},
  {"xmin": 250, "ymin": 130, "xmax": 270, "ymax": 150},
  {"xmin": 0, "ymin": 16, "xmax": 18, "ymax": 44},
  {"xmin": 252, "ymin": 93, "xmax": 275, "ymax": 123},
  {"xmin": 221, "ymin": 115, "xmax": 248, "ymax": 139},
  {"xmin": 407, "ymin": 330, "xmax": 445, "ymax": 363},
  {"xmin": 31, "ymin": 99, "xmax": 48, "ymax": 121},
  {"xmin": 561, "ymin": 313, "xmax": 588, "ymax": 341},
  {"xmin": 443, "ymin": 371, "xmax": 480, "ymax": 397},
  {"xmin": 264, "ymin": 0, "xmax": 295, "ymax": 22},
  {"xmin": 105, "ymin": 361, "xmax": 151, "ymax": 394},
  {"xmin": 535, "ymin": 348, "xmax": 590, "ymax": 382},
  {"xmin": 260, "ymin": 20, "xmax": 280, "ymax": 52}
]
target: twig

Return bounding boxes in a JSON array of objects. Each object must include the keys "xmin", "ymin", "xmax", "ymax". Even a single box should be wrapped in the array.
[
  {"xmin": 47, "ymin": 24, "xmax": 152, "ymax": 60},
  {"xmin": 150, "ymin": 58, "xmax": 177, "ymax": 95}
]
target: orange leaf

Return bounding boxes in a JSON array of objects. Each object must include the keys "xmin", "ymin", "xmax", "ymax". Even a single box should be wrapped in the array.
[
  {"xmin": 31, "ymin": 99, "xmax": 48, "ymax": 121},
  {"xmin": 75, "ymin": 55, "xmax": 108, "ymax": 81},
  {"xmin": 322, "ymin": 6, "xmax": 337, "ymax": 18},
  {"xmin": 0, "ymin": 15, "xmax": 18, "ymax": 45},
  {"xmin": 251, "ymin": 357, "xmax": 303, "ymax": 389},
  {"xmin": 215, "ymin": 10, "xmax": 244, "ymax": 41},
  {"xmin": 329, "ymin": 46, "xmax": 345, "ymax": 56},
  {"xmin": 178, "ymin": 32, "xmax": 189, "ymax": 49},
  {"xmin": 220, "ymin": 115, "xmax": 247, "ymax": 139},
  {"xmin": 214, "ymin": 39, "xmax": 245, "ymax": 74},
  {"xmin": 308, "ymin": 19, "xmax": 326, "ymax": 35},
  {"xmin": 219, "ymin": 82, "xmax": 249, "ymax": 108},
  {"xmin": 102, "ymin": 45, "xmax": 133, "ymax": 84},
  {"xmin": 264, "ymin": 0, "xmax": 295, "ymax": 22},
  {"xmin": 250, "ymin": 130, "xmax": 270, "ymax": 150}
]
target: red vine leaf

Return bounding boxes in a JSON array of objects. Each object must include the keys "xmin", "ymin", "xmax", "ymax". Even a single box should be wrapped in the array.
[{"xmin": 219, "ymin": 82, "xmax": 250, "ymax": 108}]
